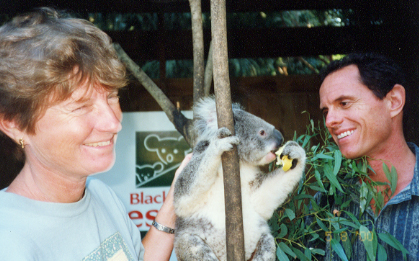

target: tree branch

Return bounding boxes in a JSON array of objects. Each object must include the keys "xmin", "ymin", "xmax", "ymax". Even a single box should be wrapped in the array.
[
  {"xmin": 189, "ymin": 0, "xmax": 205, "ymax": 105},
  {"xmin": 204, "ymin": 40, "xmax": 214, "ymax": 96},
  {"xmin": 113, "ymin": 43, "xmax": 195, "ymax": 146},
  {"xmin": 297, "ymin": 56, "xmax": 319, "ymax": 74},
  {"xmin": 210, "ymin": 0, "xmax": 245, "ymax": 260}
]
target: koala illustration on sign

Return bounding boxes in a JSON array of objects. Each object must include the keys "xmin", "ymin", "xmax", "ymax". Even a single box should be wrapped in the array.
[
  {"xmin": 144, "ymin": 135, "xmax": 186, "ymax": 164},
  {"xmin": 174, "ymin": 97, "xmax": 306, "ymax": 261},
  {"xmin": 136, "ymin": 133, "xmax": 192, "ymax": 187}
]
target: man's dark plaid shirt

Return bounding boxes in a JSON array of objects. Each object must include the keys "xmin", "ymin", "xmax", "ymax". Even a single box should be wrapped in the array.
[{"xmin": 314, "ymin": 143, "xmax": 419, "ymax": 261}]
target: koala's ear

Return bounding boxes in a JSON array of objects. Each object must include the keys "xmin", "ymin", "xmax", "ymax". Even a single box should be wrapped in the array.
[{"xmin": 194, "ymin": 97, "xmax": 218, "ymax": 131}]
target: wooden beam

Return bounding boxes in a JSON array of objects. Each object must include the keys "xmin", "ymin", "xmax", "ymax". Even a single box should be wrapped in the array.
[
  {"xmin": 108, "ymin": 25, "xmax": 398, "ymax": 61},
  {"xmin": 0, "ymin": 0, "xmax": 391, "ymax": 14}
]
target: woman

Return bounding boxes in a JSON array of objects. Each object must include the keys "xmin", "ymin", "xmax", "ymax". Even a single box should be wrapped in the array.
[{"xmin": 0, "ymin": 8, "xmax": 187, "ymax": 260}]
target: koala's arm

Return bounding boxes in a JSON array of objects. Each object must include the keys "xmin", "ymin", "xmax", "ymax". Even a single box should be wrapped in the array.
[
  {"xmin": 174, "ymin": 127, "xmax": 239, "ymax": 217},
  {"xmin": 250, "ymin": 141, "xmax": 306, "ymax": 220}
]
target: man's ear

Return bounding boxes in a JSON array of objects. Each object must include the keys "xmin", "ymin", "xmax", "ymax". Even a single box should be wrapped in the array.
[
  {"xmin": 0, "ymin": 117, "xmax": 26, "ymax": 145},
  {"xmin": 386, "ymin": 84, "xmax": 405, "ymax": 118}
]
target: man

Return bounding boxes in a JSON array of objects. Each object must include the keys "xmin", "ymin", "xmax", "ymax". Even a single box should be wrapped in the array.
[{"xmin": 318, "ymin": 53, "xmax": 419, "ymax": 260}]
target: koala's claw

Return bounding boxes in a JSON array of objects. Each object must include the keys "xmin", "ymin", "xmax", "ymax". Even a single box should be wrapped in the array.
[
  {"xmin": 280, "ymin": 141, "xmax": 305, "ymax": 170},
  {"xmin": 217, "ymin": 127, "xmax": 232, "ymax": 139},
  {"xmin": 291, "ymin": 159, "xmax": 298, "ymax": 170},
  {"xmin": 211, "ymin": 127, "xmax": 240, "ymax": 154}
]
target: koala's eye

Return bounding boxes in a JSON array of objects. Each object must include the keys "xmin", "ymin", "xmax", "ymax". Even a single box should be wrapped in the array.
[{"xmin": 259, "ymin": 130, "xmax": 266, "ymax": 136}]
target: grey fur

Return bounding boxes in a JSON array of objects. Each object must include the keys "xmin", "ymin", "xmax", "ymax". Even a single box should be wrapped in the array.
[{"xmin": 174, "ymin": 97, "xmax": 306, "ymax": 261}]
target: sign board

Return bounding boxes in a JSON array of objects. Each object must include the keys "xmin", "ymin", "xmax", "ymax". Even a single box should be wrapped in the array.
[{"xmin": 94, "ymin": 111, "xmax": 192, "ymax": 259}]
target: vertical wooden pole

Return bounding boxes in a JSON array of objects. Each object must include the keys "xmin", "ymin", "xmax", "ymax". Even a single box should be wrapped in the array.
[
  {"xmin": 188, "ymin": 0, "xmax": 205, "ymax": 105},
  {"xmin": 210, "ymin": 0, "xmax": 245, "ymax": 260}
]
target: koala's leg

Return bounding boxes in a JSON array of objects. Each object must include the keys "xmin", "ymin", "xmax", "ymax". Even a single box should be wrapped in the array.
[
  {"xmin": 174, "ymin": 127, "xmax": 239, "ymax": 217},
  {"xmin": 175, "ymin": 234, "xmax": 219, "ymax": 261},
  {"xmin": 250, "ymin": 141, "xmax": 306, "ymax": 220},
  {"xmin": 249, "ymin": 233, "xmax": 276, "ymax": 261}
]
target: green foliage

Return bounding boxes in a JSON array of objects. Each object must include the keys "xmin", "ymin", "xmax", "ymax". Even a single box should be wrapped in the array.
[
  {"xmin": 227, "ymin": 10, "xmax": 354, "ymax": 29},
  {"xmin": 79, "ymin": 10, "xmax": 351, "ymax": 77},
  {"xmin": 270, "ymin": 118, "xmax": 407, "ymax": 261}
]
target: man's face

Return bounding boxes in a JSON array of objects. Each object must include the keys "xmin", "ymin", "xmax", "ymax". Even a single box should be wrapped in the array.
[{"xmin": 319, "ymin": 65, "xmax": 393, "ymax": 159}]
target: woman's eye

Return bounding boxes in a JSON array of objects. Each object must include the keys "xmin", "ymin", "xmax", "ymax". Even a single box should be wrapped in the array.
[
  {"xmin": 72, "ymin": 105, "xmax": 86, "ymax": 112},
  {"xmin": 108, "ymin": 94, "xmax": 120, "ymax": 102}
]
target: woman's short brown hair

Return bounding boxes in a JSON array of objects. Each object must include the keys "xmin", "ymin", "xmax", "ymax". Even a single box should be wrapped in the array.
[{"xmin": 0, "ymin": 7, "xmax": 127, "ymax": 134}]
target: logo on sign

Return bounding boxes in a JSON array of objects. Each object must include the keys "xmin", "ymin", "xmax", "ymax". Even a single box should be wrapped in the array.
[{"xmin": 135, "ymin": 131, "xmax": 191, "ymax": 188}]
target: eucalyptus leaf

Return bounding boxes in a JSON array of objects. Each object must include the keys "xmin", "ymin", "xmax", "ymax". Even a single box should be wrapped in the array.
[
  {"xmin": 294, "ymin": 194, "xmax": 315, "ymax": 201},
  {"xmin": 314, "ymin": 169, "xmax": 327, "ymax": 192},
  {"xmin": 378, "ymin": 233, "xmax": 409, "ymax": 260},
  {"xmin": 359, "ymin": 225, "xmax": 375, "ymax": 261},
  {"xmin": 324, "ymin": 165, "xmax": 344, "ymax": 193},
  {"xmin": 377, "ymin": 243, "xmax": 388, "ymax": 261},
  {"xmin": 309, "ymin": 233, "xmax": 320, "ymax": 242},
  {"xmin": 278, "ymin": 223, "xmax": 288, "ymax": 238},
  {"xmin": 292, "ymin": 247, "xmax": 310, "ymax": 261},
  {"xmin": 340, "ymin": 199, "xmax": 352, "ymax": 209},
  {"xmin": 341, "ymin": 232, "xmax": 352, "ymax": 260},
  {"xmin": 302, "ymin": 134, "xmax": 311, "ymax": 149},
  {"xmin": 304, "ymin": 247, "xmax": 312, "ymax": 260},
  {"xmin": 309, "ymin": 185, "xmax": 328, "ymax": 192},
  {"xmin": 359, "ymin": 181, "xmax": 369, "ymax": 215},
  {"xmin": 333, "ymin": 150, "xmax": 342, "ymax": 175},
  {"xmin": 342, "ymin": 211, "xmax": 361, "ymax": 227},
  {"xmin": 389, "ymin": 165, "xmax": 398, "ymax": 195},
  {"xmin": 276, "ymin": 246, "xmax": 290, "ymax": 261},
  {"xmin": 310, "ymin": 248, "xmax": 325, "ymax": 256},
  {"xmin": 313, "ymin": 153, "xmax": 335, "ymax": 160},
  {"xmin": 278, "ymin": 242, "xmax": 296, "ymax": 258},
  {"xmin": 330, "ymin": 238, "xmax": 349, "ymax": 261},
  {"xmin": 316, "ymin": 218, "xmax": 329, "ymax": 232},
  {"xmin": 338, "ymin": 220, "xmax": 360, "ymax": 229}
]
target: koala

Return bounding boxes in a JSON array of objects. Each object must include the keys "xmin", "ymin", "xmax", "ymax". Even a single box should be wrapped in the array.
[{"xmin": 173, "ymin": 97, "xmax": 306, "ymax": 261}]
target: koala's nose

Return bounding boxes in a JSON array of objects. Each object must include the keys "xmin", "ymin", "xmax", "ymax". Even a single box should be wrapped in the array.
[{"xmin": 273, "ymin": 129, "xmax": 283, "ymax": 148}]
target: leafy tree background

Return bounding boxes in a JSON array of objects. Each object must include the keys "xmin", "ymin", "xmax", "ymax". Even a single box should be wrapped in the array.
[{"xmin": 54, "ymin": 9, "xmax": 358, "ymax": 78}]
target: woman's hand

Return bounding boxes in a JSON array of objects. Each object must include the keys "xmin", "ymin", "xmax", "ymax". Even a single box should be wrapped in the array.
[{"xmin": 142, "ymin": 153, "xmax": 192, "ymax": 261}]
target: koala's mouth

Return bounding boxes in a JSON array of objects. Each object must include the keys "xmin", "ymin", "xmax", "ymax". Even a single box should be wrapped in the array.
[{"xmin": 265, "ymin": 150, "xmax": 277, "ymax": 164}]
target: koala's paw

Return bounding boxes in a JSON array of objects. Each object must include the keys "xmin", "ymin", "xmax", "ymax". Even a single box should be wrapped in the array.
[
  {"xmin": 213, "ymin": 127, "xmax": 240, "ymax": 153},
  {"xmin": 217, "ymin": 127, "xmax": 232, "ymax": 138},
  {"xmin": 279, "ymin": 141, "xmax": 306, "ymax": 170}
]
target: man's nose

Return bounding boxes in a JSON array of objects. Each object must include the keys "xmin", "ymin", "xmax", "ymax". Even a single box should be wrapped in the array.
[{"xmin": 325, "ymin": 109, "xmax": 342, "ymax": 129}]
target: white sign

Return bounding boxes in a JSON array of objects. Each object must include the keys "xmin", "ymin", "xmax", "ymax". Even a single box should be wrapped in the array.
[{"xmin": 94, "ymin": 111, "xmax": 192, "ymax": 260}]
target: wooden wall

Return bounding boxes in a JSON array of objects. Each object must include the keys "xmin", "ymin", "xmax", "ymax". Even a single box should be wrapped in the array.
[{"xmin": 120, "ymin": 74, "xmax": 323, "ymax": 141}]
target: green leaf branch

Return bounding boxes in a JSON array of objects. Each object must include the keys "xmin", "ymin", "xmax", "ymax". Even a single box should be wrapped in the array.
[{"xmin": 270, "ymin": 117, "xmax": 407, "ymax": 261}]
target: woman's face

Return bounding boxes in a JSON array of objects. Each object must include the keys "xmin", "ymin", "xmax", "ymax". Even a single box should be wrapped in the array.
[{"xmin": 24, "ymin": 82, "xmax": 122, "ymax": 179}]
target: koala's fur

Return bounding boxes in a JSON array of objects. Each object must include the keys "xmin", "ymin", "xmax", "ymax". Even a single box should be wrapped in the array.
[{"xmin": 174, "ymin": 97, "xmax": 306, "ymax": 261}]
